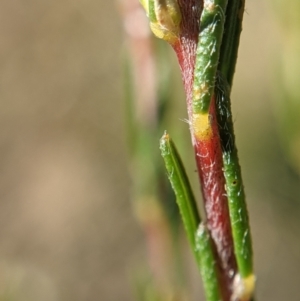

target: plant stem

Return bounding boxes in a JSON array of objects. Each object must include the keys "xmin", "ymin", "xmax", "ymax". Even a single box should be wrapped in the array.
[
  {"xmin": 138, "ymin": 0, "xmax": 255, "ymax": 300},
  {"xmin": 191, "ymin": 2, "xmax": 240, "ymax": 299}
]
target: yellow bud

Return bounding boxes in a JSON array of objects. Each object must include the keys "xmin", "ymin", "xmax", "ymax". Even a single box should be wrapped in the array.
[
  {"xmin": 192, "ymin": 113, "xmax": 213, "ymax": 141},
  {"xmin": 140, "ymin": 0, "xmax": 182, "ymax": 44},
  {"xmin": 232, "ymin": 273, "xmax": 256, "ymax": 301}
]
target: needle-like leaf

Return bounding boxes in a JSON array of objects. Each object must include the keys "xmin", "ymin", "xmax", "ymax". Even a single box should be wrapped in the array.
[{"xmin": 160, "ymin": 132, "xmax": 200, "ymax": 251}]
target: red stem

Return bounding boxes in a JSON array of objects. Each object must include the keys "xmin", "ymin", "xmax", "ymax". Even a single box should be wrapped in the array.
[
  {"xmin": 171, "ymin": 2, "xmax": 237, "ymax": 299},
  {"xmin": 194, "ymin": 96, "xmax": 237, "ymax": 300}
]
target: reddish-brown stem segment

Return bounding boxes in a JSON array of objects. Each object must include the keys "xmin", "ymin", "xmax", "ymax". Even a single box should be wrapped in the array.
[
  {"xmin": 193, "ymin": 95, "xmax": 237, "ymax": 299},
  {"xmin": 172, "ymin": 0, "xmax": 202, "ymax": 120},
  {"xmin": 171, "ymin": 2, "xmax": 237, "ymax": 299}
]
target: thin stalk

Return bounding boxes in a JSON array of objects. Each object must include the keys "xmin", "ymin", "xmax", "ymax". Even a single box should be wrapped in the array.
[
  {"xmin": 192, "ymin": 2, "xmax": 238, "ymax": 299},
  {"xmin": 139, "ymin": 0, "xmax": 255, "ymax": 300},
  {"xmin": 192, "ymin": 94, "xmax": 236, "ymax": 301}
]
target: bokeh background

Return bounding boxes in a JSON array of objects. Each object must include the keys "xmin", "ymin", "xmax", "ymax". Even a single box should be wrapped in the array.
[{"xmin": 0, "ymin": 1, "xmax": 299, "ymax": 300}]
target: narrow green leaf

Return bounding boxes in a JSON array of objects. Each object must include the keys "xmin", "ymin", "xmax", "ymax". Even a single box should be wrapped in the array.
[
  {"xmin": 219, "ymin": 0, "xmax": 245, "ymax": 86},
  {"xmin": 215, "ymin": 74, "xmax": 254, "ymax": 280},
  {"xmin": 159, "ymin": 132, "xmax": 200, "ymax": 251},
  {"xmin": 160, "ymin": 135, "xmax": 223, "ymax": 300},
  {"xmin": 193, "ymin": 0, "xmax": 228, "ymax": 114},
  {"xmin": 195, "ymin": 224, "xmax": 222, "ymax": 301}
]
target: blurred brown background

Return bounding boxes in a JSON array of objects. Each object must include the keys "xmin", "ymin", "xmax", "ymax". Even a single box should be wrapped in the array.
[{"xmin": 0, "ymin": 1, "xmax": 299, "ymax": 301}]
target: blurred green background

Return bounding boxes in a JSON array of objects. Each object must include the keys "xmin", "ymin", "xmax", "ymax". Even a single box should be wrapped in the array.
[{"xmin": 0, "ymin": 1, "xmax": 299, "ymax": 300}]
